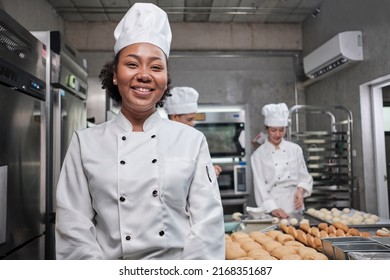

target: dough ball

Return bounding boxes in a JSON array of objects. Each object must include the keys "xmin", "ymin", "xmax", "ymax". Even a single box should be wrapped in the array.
[
  {"xmin": 371, "ymin": 214, "xmax": 380, "ymax": 222},
  {"xmin": 272, "ymin": 217, "xmax": 280, "ymax": 224},
  {"xmin": 364, "ymin": 218, "xmax": 376, "ymax": 225},
  {"xmin": 332, "ymin": 217, "xmax": 341, "ymax": 223},
  {"xmin": 289, "ymin": 218, "xmax": 299, "ymax": 226},
  {"xmin": 232, "ymin": 212, "xmax": 243, "ymax": 221},
  {"xmin": 280, "ymin": 218, "xmax": 289, "ymax": 225},
  {"xmin": 300, "ymin": 218, "xmax": 310, "ymax": 224},
  {"xmin": 307, "ymin": 208, "xmax": 316, "ymax": 215},
  {"xmin": 343, "ymin": 208, "xmax": 351, "ymax": 213}
]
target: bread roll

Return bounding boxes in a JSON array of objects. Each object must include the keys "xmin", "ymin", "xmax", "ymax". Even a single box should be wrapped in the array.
[
  {"xmin": 333, "ymin": 221, "xmax": 350, "ymax": 233},
  {"xmin": 359, "ymin": 231, "xmax": 371, "ymax": 238},
  {"xmin": 254, "ymin": 235, "xmax": 274, "ymax": 245},
  {"xmin": 231, "ymin": 232, "xmax": 249, "ymax": 241},
  {"xmin": 327, "ymin": 225, "xmax": 337, "ymax": 235},
  {"xmin": 287, "ymin": 226, "xmax": 298, "ymax": 238},
  {"xmin": 236, "ymin": 237, "xmax": 254, "ymax": 245},
  {"xmin": 284, "ymin": 240, "xmax": 305, "ymax": 247},
  {"xmin": 336, "ymin": 229, "xmax": 346, "ymax": 237},
  {"xmin": 318, "ymin": 222, "xmax": 328, "ymax": 232},
  {"xmin": 376, "ymin": 229, "xmax": 390, "ymax": 237},
  {"xmin": 280, "ymin": 223, "xmax": 289, "ymax": 233},
  {"xmin": 310, "ymin": 227, "xmax": 320, "ymax": 238},
  {"xmin": 348, "ymin": 228, "xmax": 360, "ymax": 236},
  {"xmin": 266, "ymin": 230, "xmax": 284, "ymax": 240},
  {"xmin": 270, "ymin": 245, "xmax": 299, "ymax": 259},
  {"xmin": 314, "ymin": 237, "xmax": 323, "ymax": 250},
  {"xmin": 247, "ymin": 248, "xmax": 270, "ymax": 258},
  {"xmin": 225, "ymin": 243, "xmax": 247, "ymax": 260},
  {"xmin": 299, "ymin": 223, "xmax": 311, "ymax": 233},
  {"xmin": 296, "ymin": 229, "xmax": 308, "ymax": 245},
  {"xmin": 298, "ymin": 246, "xmax": 317, "ymax": 258},
  {"xmin": 253, "ymin": 255, "xmax": 278, "ymax": 260},
  {"xmin": 303, "ymin": 251, "xmax": 329, "ymax": 260},
  {"xmin": 320, "ymin": 230, "xmax": 329, "ymax": 238},
  {"xmin": 240, "ymin": 241, "xmax": 263, "ymax": 252},
  {"xmin": 281, "ymin": 254, "xmax": 302, "ymax": 260},
  {"xmin": 235, "ymin": 256, "xmax": 254, "ymax": 260},
  {"xmin": 306, "ymin": 234, "xmax": 316, "ymax": 249},
  {"xmin": 249, "ymin": 231, "xmax": 266, "ymax": 240},
  {"xmin": 263, "ymin": 240, "xmax": 283, "ymax": 252},
  {"xmin": 276, "ymin": 233, "xmax": 295, "ymax": 244}
]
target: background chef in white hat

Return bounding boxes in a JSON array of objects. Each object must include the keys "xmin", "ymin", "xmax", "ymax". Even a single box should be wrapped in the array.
[
  {"xmin": 164, "ymin": 86, "xmax": 223, "ymax": 176},
  {"xmin": 55, "ymin": 3, "xmax": 224, "ymax": 260},
  {"xmin": 250, "ymin": 103, "xmax": 313, "ymax": 219}
]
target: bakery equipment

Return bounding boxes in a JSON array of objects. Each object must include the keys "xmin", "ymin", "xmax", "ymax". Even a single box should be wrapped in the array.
[
  {"xmin": 0, "ymin": 9, "xmax": 46, "ymax": 259},
  {"xmin": 287, "ymin": 105, "xmax": 354, "ymax": 209}
]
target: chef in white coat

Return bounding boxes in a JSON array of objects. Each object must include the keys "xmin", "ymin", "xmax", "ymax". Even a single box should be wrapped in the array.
[
  {"xmin": 55, "ymin": 3, "xmax": 225, "ymax": 260},
  {"xmin": 251, "ymin": 103, "xmax": 313, "ymax": 219},
  {"xmin": 164, "ymin": 86, "xmax": 223, "ymax": 176}
]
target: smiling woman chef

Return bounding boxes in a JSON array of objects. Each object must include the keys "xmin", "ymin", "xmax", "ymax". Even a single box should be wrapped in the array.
[{"xmin": 55, "ymin": 3, "xmax": 225, "ymax": 260}]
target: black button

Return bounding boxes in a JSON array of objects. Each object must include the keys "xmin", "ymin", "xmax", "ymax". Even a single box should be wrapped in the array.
[
  {"xmin": 152, "ymin": 190, "xmax": 158, "ymax": 197},
  {"xmin": 159, "ymin": 230, "xmax": 165, "ymax": 236},
  {"xmin": 120, "ymin": 196, "xmax": 125, "ymax": 202},
  {"xmin": 122, "ymin": 136, "xmax": 126, "ymax": 141},
  {"xmin": 125, "ymin": 235, "xmax": 131, "ymax": 240},
  {"xmin": 151, "ymin": 135, "xmax": 156, "ymax": 138},
  {"xmin": 152, "ymin": 159, "xmax": 157, "ymax": 163},
  {"xmin": 120, "ymin": 160, "xmax": 125, "ymax": 165}
]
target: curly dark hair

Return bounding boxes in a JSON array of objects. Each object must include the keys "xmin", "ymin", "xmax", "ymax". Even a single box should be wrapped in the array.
[{"xmin": 98, "ymin": 52, "xmax": 172, "ymax": 108}]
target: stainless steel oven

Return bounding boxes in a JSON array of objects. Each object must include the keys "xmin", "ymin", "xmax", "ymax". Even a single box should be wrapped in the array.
[{"xmin": 194, "ymin": 105, "xmax": 250, "ymax": 214}]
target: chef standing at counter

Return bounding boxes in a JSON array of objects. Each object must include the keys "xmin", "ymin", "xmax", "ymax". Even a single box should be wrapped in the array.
[
  {"xmin": 164, "ymin": 86, "xmax": 222, "ymax": 177},
  {"xmin": 251, "ymin": 103, "xmax": 313, "ymax": 219},
  {"xmin": 55, "ymin": 3, "xmax": 225, "ymax": 260}
]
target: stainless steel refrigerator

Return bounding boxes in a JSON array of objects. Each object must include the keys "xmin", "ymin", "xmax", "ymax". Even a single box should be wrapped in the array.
[
  {"xmin": 0, "ymin": 9, "xmax": 47, "ymax": 259},
  {"xmin": 32, "ymin": 31, "xmax": 88, "ymax": 259}
]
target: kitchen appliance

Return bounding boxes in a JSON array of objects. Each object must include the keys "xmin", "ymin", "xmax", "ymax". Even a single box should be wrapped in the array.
[
  {"xmin": 31, "ymin": 31, "xmax": 88, "ymax": 259},
  {"xmin": 0, "ymin": 9, "xmax": 46, "ymax": 259},
  {"xmin": 287, "ymin": 105, "xmax": 353, "ymax": 209},
  {"xmin": 194, "ymin": 104, "xmax": 250, "ymax": 214}
]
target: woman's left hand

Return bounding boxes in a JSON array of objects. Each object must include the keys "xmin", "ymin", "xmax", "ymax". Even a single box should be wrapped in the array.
[{"xmin": 294, "ymin": 187, "xmax": 304, "ymax": 210}]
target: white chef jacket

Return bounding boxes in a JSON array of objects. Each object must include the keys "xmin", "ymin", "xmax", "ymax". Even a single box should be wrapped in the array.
[
  {"xmin": 55, "ymin": 111, "xmax": 225, "ymax": 260},
  {"xmin": 251, "ymin": 139, "xmax": 313, "ymax": 214}
]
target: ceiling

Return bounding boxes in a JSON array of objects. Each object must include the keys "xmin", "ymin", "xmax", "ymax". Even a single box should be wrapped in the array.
[{"xmin": 47, "ymin": 0, "xmax": 325, "ymax": 23}]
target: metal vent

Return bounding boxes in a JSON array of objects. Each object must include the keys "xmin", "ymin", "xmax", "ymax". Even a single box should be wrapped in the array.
[{"xmin": 0, "ymin": 19, "xmax": 32, "ymax": 59}]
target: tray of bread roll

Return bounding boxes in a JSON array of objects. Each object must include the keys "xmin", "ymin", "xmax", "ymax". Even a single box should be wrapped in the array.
[{"xmin": 304, "ymin": 207, "xmax": 390, "ymax": 227}]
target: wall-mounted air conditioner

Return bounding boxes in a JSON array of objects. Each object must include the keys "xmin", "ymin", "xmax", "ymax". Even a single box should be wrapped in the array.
[{"xmin": 303, "ymin": 31, "xmax": 363, "ymax": 80}]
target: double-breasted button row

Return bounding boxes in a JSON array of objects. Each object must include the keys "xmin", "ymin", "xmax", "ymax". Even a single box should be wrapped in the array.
[{"xmin": 125, "ymin": 231, "xmax": 164, "ymax": 241}]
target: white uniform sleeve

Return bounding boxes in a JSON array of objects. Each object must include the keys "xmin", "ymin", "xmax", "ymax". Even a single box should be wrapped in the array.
[
  {"xmin": 55, "ymin": 133, "xmax": 104, "ymax": 260},
  {"xmin": 296, "ymin": 146, "xmax": 313, "ymax": 197},
  {"xmin": 251, "ymin": 150, "xmax": 278, "ymax": 212},
  {"xmin": 181, "ymin": 137, "xmax": 225, "ymax": 260}
]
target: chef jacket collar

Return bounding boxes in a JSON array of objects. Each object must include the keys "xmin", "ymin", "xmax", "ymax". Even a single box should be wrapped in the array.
[
  {"xmin": 264, "ymin": 138, "xmax": 286, "ymax": 151},
  {"xmin": 116, "ymin": 110, "xmax": 162, "ymax": 132}
]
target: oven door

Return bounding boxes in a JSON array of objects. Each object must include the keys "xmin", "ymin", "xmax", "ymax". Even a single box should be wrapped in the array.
[{"xmin": 194, "ymin": 122, "xmax": 245, "ymax": 158}]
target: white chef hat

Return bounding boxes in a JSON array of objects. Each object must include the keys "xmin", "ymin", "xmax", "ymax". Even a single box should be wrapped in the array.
[
  {"xmin": 114, "ymin": 3, "xmax": 172, "ymax": 57},
  {"xmin": 262, "ymin": 103, "xmax": 289, "ymax": 127},
  {"xmin": 164, "ymin": 87, "xmax": 199, "ymax": 115}
]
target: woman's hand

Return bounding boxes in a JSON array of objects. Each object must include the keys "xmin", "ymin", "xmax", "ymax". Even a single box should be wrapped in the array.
[
  {"xmin": 271, "ymin": 208, "xmax": 289, "ymax": 219},
  {"xmin": 294, "ymin": 187, "xmax": 305, "ymax": 210}
]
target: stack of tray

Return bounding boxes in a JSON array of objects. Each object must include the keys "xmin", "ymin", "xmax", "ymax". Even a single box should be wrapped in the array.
[{"xmin": 322, "ymin": 236, "xmax": 390, "ymax": 260}]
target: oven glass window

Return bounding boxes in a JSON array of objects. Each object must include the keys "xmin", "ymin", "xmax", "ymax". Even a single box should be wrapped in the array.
[{"xmin": 194, "ymin": 123, "xmax": 245, "ymax": 157}]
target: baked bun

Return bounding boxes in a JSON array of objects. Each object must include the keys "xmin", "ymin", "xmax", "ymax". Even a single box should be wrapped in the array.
[
  {"xmin": 280, "ymin": 223, "xmax": 289, "ymax": 233},
  {"xmin": 235, "ymin": 257, "xmax": 254, "ymax": 260},
  {"xmin": 231, "ymin": 232, "xmax": 249, "ymax": 241},
  {"xmin": 281, "ymin": 254, "xmax": 302, "ymax": 260},
  {"xmin": 299, "ymin": 223, "xmax": 311, "ymax": 233},
  {"xmin": 249, "ymin": 231, "xmax": 266, "ymax": 240},
  {"xmin": 236, "ymin": 237, "xmax": 255, "ymax": 245},
  {"xmin": 310, "ymin": 227, "xmax": 320, "ymax": 238},
  {"xmin": 318, "ymin": 223, "xmax": 328, "ymax": 232},
  {"xmin": 333, "ymin": 221, "xmax": 349, "ymax": 233},
  {"xmin": 263, "ymin": 240, "xmax": 283, "ymax": 252},
  {"xmin": 253, "ymin": 255, "xmax": 278, "ymax": 260},
  {"xmin": 336, "ymin": 229, "xmax": 346, "ymax": 237},
  {"xmin": 225, "ymin": 242, "xmax": 247, "ymax": 260},
  {"xmin": 348, "ymin": 228, "xmax": 360, "ymax": 236},
  {"xmin": 320, "ymin": 230, "xmax": 329, "ymax": 238},
  {"xmin": 284, "ymin": 240, "xmax": 305, "ymax": 247},
  {"xmin": 376, "ymin": 229, "xmax": 390, "ymax": 237},
  {"xmin": 287, "ymin": 226, "xmax": 298, "ymax": 238},
  {"xmin": 247, "ymin": 248, "xmax": 270, "ymax": 258},
  {"xmin": 296, "ymin": 229, "xmax": 308, "ymax": 245},
  {"xmin": 276, "ymin": 233, "xmax": 295, "ymax": 244},
  {"xmin": 327, "ymin": 225, "xmax": 337, "ymax": 235},
  {"xmin": 270, "ymin": 245, "xmax": 299, "ymax": 260},
  {"xmin": 266, "ymin": 230, "xmax": 284, "ymax": 240},
  {"xmin": 303, "ymin": 251, "xmax": 328, "ymax": 260},
  {"xmin": 306, "ymin": 234, "xmax": 315, "ymax": 249},
  {"xmin": 240, "ymin": 241, "xmax": 263, "ymax": 252},
  {"xmin": 254, "ymin": 235, "xmax": 274, "ymax": 245}
]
